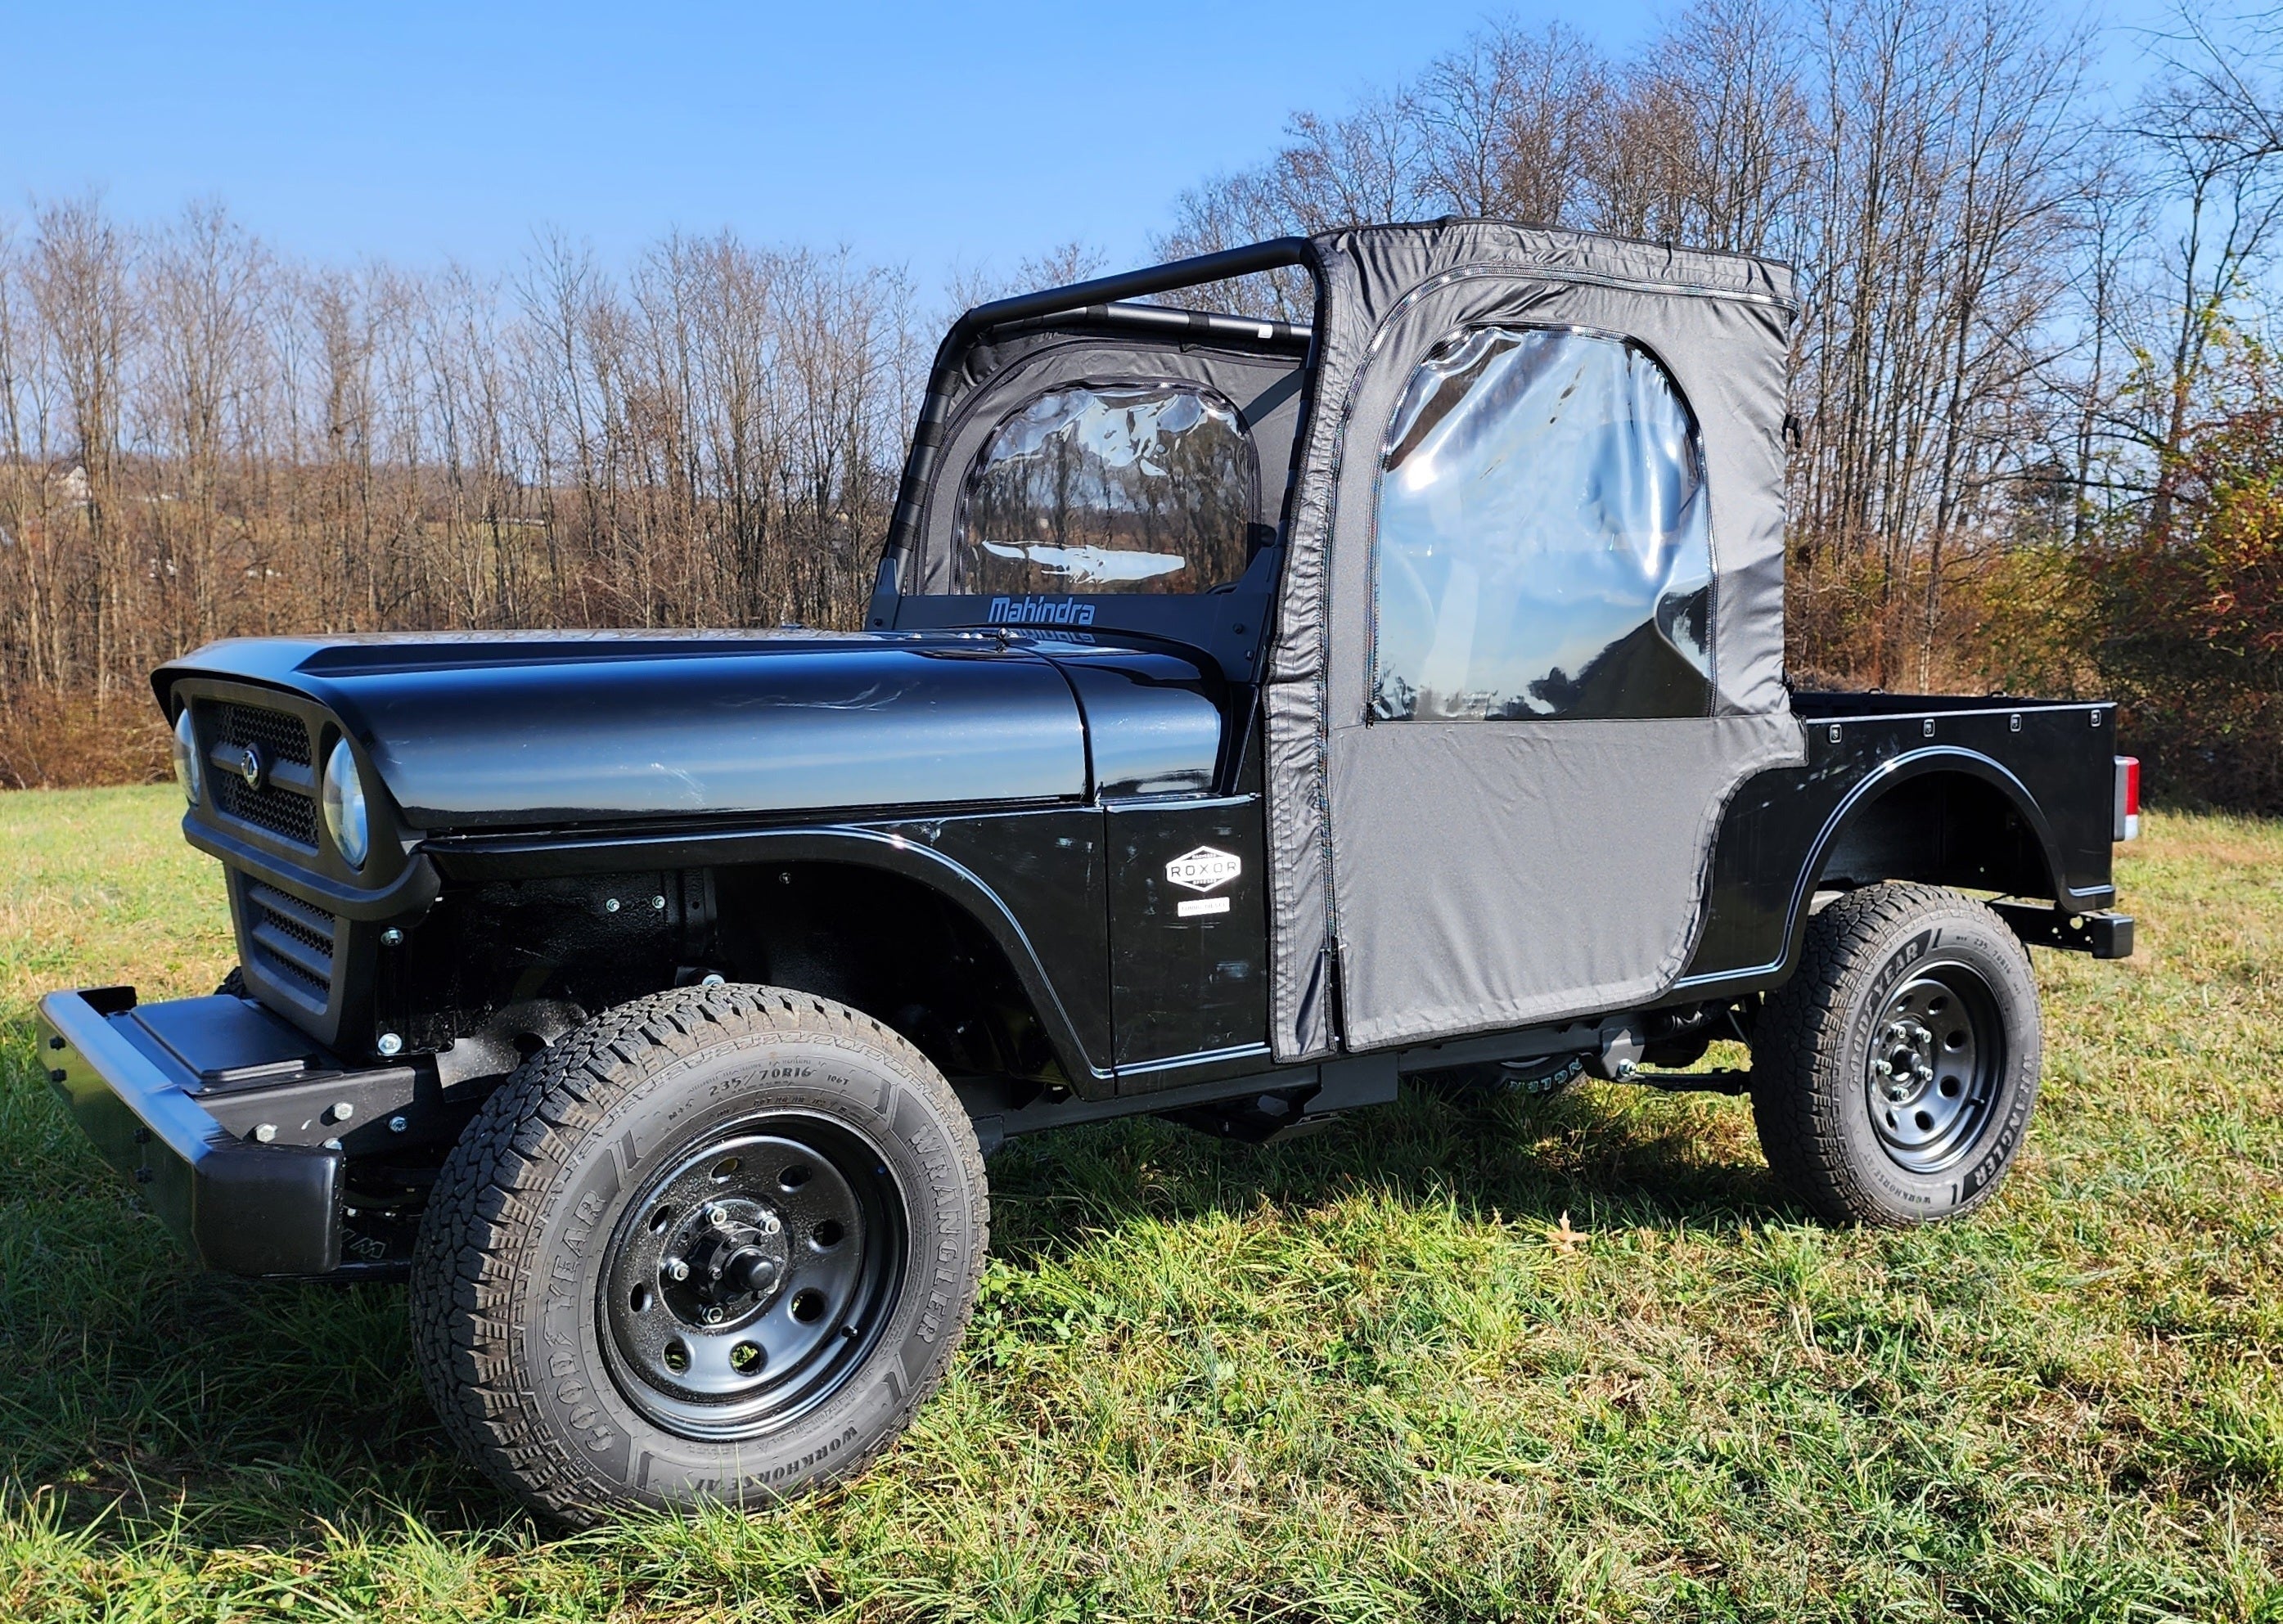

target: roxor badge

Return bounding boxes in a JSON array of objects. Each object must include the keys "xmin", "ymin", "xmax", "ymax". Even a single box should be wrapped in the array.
[{"xmin": 1165, "ymin": 846, "xmax": 1241, "ymax": 893}]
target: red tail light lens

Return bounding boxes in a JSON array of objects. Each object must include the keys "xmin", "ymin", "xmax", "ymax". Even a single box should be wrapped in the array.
[{"xmin": 2114, "ymin": 756, "xmax": 2141, "ymax": 840}]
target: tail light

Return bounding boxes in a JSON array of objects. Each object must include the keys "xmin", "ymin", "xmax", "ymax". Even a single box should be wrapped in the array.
[{"xmin": 2113, "ymin": 756, "xmax": 2141, "ymax": 841}]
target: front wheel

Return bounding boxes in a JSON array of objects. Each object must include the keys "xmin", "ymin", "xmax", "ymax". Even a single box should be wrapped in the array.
[
  {"xmin": 411, "ymin": 984, "xmax": 988, "ymax": 1522},
  {"xmin": 1752, "ymin": 883, "xmax": 2042, "ymax": 1226}
]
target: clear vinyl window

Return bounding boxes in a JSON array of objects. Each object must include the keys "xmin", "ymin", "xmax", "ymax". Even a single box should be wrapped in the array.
[
  {"xmin": 952, "ymin": 383, "xmax": 1257, "ymax": 596},
  {"xmin": 1370, "ymin": 326, "xmax": 1714, "ymax": 722}
]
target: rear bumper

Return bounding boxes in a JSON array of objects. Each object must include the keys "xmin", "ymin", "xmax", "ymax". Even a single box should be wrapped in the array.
[
  {"xmin": 36, "ymin": 987, "xmax": 344, "ymax": 1276},
  {"xmin": 1990, "ymin": 902, "xmax": 2136, "ymax": 960}
]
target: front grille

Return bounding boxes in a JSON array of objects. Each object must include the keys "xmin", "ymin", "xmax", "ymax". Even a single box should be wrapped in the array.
[
  {"xmin": 245, "ymin": 881, "xmax": 337, "ymax": 1003},
  {"xmin": 214, "ymin": 701, "xmax": 311, "ymax": 767},
  {"xmin": 214, "ymin": 773, "xmax": 319, "ymax": 845},
  {"xmin": 200, "ymin": 701, "xmax": 318, "ymax": 848}
]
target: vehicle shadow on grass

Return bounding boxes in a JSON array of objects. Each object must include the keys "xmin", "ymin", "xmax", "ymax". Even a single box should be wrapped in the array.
[
  {"xmin": 1, "ymin": 1054, "xmax": 1794, "ymax": 1555},
  {"xmin": 977, "ymin": 1077, "xmax": 1803, "ymax": 1273}
]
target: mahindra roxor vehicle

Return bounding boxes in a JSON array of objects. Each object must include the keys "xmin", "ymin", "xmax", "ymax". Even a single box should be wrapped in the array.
[{"xmin": 38, "ymin": 219, "xmax": 2141, "ymax": 1519}]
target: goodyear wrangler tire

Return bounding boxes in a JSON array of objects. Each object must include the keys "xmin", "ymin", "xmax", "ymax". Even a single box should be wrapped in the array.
[
  {"xmin": 410, "ymin": 983, "xmax": 988, "ymax": 1522},
  {"xmin": 1752, "ymin": 883, "xmax": 2042, "ymax": 1226}
]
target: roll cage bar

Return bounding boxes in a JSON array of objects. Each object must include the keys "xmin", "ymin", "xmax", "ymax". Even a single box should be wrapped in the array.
[{"xmin": 868, "ymin": 236, "xmax": 1318, "ymax": 626}]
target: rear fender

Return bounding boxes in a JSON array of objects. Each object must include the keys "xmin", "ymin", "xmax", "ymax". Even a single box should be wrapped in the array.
[{"xmin": 1781, "ymin": 748, "xmax": 2069, "ymax": 969}]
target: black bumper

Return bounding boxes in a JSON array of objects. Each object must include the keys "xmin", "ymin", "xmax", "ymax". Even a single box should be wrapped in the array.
[
  {"xmin": 1989, "ymin": 902, "xmax": 2136, "ymax": 960},
  {"xmin": 36, "ymin": 986, "xmax": 345, "ymax": 1276}
]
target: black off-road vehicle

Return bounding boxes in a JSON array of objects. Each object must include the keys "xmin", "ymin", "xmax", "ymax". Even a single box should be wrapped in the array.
[{"xmin": 40, "ymin": 220, "xmax": 2140, "ymax": 1519}]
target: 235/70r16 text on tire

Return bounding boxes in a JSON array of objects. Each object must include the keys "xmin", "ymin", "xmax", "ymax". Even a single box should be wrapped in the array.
[{"xmin": 409, "ymin": 983, "xmax": 988, "ymax": 1523}]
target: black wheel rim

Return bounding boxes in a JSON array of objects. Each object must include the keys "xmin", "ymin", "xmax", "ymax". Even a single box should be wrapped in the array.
[
  {"xmin": 1864, "ymin": 960, "xmax": 2006, "ymax": 1176},
  {"xmin": 598, "ymin": 1112, "xmax": 906, "ymax": 1442}
]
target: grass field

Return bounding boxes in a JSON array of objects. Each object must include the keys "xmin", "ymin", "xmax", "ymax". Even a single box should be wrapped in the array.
[{"xmin": 1, "ymin": 786, "xmax": 2278, "ymax": 1622}]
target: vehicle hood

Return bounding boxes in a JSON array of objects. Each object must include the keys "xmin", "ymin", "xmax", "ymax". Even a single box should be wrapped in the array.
[{"xmin": 155, "ymin": 629, "xmax": 1091, "ymax": 829}]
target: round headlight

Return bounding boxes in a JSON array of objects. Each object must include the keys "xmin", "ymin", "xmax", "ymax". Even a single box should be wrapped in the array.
[
  {"xmin": 171, "ymin": 708, "xmax": 203, "ymax": 805},
  {"xmin": 322, "ymin": 736, "xmax": 371, "ymax": 868}
]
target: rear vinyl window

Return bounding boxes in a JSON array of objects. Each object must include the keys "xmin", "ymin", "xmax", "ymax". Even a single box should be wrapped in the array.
[{"xmin": 952, "ymin": 383, "xmax": 1257, "ymax": 596}]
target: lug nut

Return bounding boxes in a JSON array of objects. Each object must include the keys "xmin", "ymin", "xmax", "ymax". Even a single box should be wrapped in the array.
[
  {"xmin": 666, "ymin": 1258, "xmax": 690, "ymax": 1282},
  {"xmin": 707, "ymin": 1205, "xmax": 732, "ymax": 1228},
  {"xmin": 759, "ymin": 1212, "xmax": 781, "ymax": 1235},
  {"xmin": 1872, "ymin": 1058, "xmax": 1892, "ymax": 1077},
  {"xmin": 703, "ymin": 1306, "xmax": 724, "ymax": 1325}
]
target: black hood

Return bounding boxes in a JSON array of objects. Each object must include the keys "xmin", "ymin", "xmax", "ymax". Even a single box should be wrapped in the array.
[{"xmin": 156, "ymin": 629, "xmax": 1088, "ymax": 829}]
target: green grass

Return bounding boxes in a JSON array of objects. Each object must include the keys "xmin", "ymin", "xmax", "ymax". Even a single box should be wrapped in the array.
[{"xmin": 2, "ymin": 786, "xmax": 2279, "ymax": 1622}]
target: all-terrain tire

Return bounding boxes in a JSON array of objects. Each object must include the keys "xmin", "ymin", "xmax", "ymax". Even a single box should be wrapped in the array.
[
  {"xmin": 410, "ymin": 983, "xmax": 988, "ymax": 1523},
  {"xmin": 1752, "ymin": 883, "xmax": 2042, "ymax": 1226}
]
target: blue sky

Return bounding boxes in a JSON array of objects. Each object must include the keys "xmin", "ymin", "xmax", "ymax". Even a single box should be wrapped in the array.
[{"xmin": 5, "ymin": 0, "xmax": 2173, "ymax": 294}]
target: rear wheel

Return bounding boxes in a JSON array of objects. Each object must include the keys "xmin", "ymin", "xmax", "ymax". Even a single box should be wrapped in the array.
[
  {"xmin": 411, "ymin": 983, "xmax": 988, "ymax": 1521},
  {"xmin": 1752, "ymin": 884, "xmax": 2042, "ymax": 1226}
]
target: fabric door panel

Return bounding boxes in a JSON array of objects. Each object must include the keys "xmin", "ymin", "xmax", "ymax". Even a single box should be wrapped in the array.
[
  {"xmin": 1268, "ymin": 223, "xmax": 1803, "ymax": 1055},
  {"xmin": 1326, "ymin": 714, "xmax": 1803, "ymax": 1050}
]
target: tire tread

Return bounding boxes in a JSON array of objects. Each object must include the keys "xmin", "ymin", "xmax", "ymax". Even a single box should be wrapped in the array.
[{"xmin": 409, "ymin": 983, "xmax": 987, "ymax": 1521}]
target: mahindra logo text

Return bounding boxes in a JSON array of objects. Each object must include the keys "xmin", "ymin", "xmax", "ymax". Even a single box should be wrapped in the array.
[{"xmin": 988, "ymin": 595, "xmax": 1096, "ymax": 626}]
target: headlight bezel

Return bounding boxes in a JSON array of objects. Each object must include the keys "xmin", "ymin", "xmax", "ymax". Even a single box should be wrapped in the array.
[
  {"xmin": 171, "ymin": 707, "xmax": 203, "ymax": 805},
  {"xmin": 321, "ymin": 735, "xmax": 371, "ymax": 870}
]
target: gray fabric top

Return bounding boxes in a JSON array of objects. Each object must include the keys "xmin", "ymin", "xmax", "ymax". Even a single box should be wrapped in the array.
[{"xmin": 1262, "ymin": 220, "xmax": 1803, "ymax": 1060}]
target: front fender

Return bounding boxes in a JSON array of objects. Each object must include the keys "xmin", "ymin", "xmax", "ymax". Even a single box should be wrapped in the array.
[{"xmin": 425, "ymin": 812, "xmax": 1115, "ymax": 1091}]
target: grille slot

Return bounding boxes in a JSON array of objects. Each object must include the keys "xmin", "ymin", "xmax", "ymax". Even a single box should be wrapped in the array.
[
  {"xmin": 245, "ymin": 881, "xmax": 337, "ymax": 1002},
  {"xmin": 200, "ymin": 701, "xmax": 318, "ymax": 848}
]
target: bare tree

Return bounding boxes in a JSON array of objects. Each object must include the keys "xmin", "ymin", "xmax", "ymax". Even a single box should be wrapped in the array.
[
  {"xmin": 1597, "ymin": 0, "xmax": 1813, "ymax": 255},
  {"xmin": 1412, "ymin": 22, "xmax": 1610, "ymax": 223},
  {"xmin": 2122, "ymin": 7, "xmax": 2283, "ymax": 536},
  {"xmin": 1788, "ymin": 0, "xmax": 2090, "ymax": 683},
  {"xmin": 25, "ymin": 194, "xmax": 136, "ymax": 695},
  {"xmin": 142, "ymin": 200, "xmax": 271, "ymax": 651}
]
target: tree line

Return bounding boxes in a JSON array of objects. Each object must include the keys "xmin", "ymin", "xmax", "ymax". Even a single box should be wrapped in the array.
[
  {"xmin": 1156, "ymin": 0, "xmax": 2283, "ymax": 805},
  {"xmin": 3, "ymin": 0, "xmax": 2280, "ymax": 804}
]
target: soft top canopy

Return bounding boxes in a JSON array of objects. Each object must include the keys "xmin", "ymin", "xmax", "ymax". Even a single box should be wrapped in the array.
[{"xmin": 1270, "ymin": 219, "xmax": 1797, "ymax": 720}]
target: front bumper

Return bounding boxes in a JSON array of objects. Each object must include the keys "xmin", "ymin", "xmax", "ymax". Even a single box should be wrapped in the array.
[{"xmin": 37, "ymin": 987, "xmax": 359, "ymax": 1275}]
